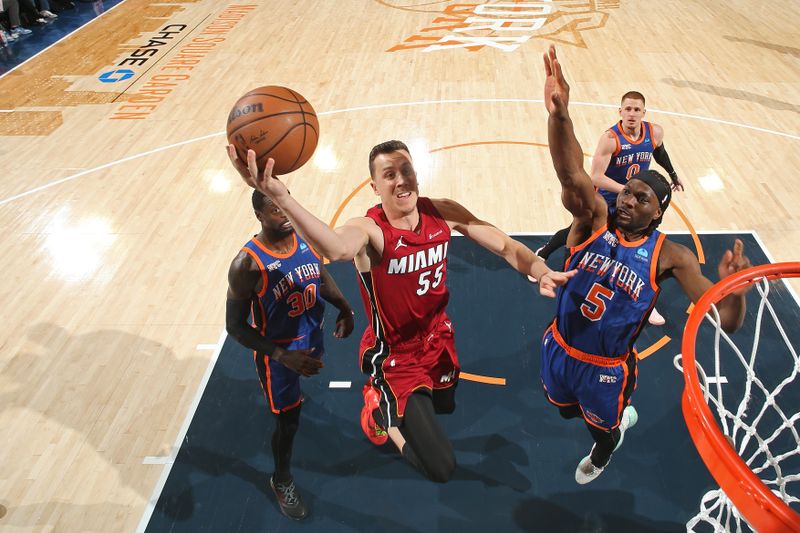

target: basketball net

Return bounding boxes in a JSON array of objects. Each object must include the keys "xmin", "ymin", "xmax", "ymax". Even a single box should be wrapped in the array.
[{"xmin": 674, "ymin": 263, "xmax": 800, "ymax": 533}]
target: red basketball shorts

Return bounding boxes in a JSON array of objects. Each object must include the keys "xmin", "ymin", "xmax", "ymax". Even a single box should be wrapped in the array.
[{"xmin": 359, "ymin": 316, "xmax": 460, "ymax": 427}]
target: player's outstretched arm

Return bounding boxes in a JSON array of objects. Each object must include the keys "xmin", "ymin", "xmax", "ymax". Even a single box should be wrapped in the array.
[
  {"xmin": 433, "ymin": 198, "xmax": 576, "ymax": 297},
  {"xmin": 663, "ymin": 239, "xmax": 752, "ymax": 333},
  {"xmin": 225, "ymin": 252, "xmax": 322, "ymax": 376},
  {"xmin": 226, "ymin": 145, "xmax": 370, "ymax": 262},
  {"xmin": 589, "ymin": 132, "xmax": 624, "ymax": 193},
  {"xmin": 543, "ymin": 46, "xmax": 605, "ymax": 228},
  {"xmin": 320, "ymin": 266, "xmax": 355, "ymax": 339}
]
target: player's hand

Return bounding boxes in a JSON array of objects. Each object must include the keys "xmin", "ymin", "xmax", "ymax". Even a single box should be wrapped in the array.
[
  {"xmin": 717, "ymin": 239, "xmax": 753, "ymax": 296},
  {"xmin": 225, "ymin": 145, "xmax": 289, "ymax": 201},
  {"xmin": 669, "ymin": 172, "xmax": 684, "ymax": 192},
  {"xmin": 333, "ymin": 309, "xmax": 355, "ymax": 339},
  {"xmin": 226, "ymin": 144, "xmax": 252, "ymax": 182},
  {"xmin": 543, "ymin": 45, "xmax": 570, "ymax": 117},
  {"xmin": 538, "ymin": 268, "xmax": 578, "ymax": 298},
  {"xmin": 272, "ymin": 346, "xmax": 323, "ymax": 377}
]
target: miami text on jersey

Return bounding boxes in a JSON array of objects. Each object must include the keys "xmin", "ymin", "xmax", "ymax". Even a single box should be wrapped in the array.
[{"xmin": 387, "ymin": 242, "xmax": 449, "ymax": 274}]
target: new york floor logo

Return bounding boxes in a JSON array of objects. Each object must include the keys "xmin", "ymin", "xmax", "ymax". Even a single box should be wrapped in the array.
[{"xmin": 385, "ymin": 0, "xmax": 619, "ymax": 53}]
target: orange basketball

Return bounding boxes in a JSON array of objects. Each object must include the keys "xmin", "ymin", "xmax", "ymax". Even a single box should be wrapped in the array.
[{"xmin": 226, "ymin": 86, "xmax": 319, "ymax": 176}]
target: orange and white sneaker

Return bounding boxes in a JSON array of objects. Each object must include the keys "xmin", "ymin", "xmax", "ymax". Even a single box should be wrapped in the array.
[{"xmin": 360, "ymin": 382, "xmax": 388, "ymax": 445}]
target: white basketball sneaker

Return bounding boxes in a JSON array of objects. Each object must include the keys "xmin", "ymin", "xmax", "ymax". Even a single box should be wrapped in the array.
[
  {"xmin": 614, "ymin": 405, "xmax": 639, "ymax": 452},
  {"xmin": 575, "ymin": 446, "xmax": 604, "ymax": 484},
  {"xmin": 648, "ymin": 307, "xmax": 666, "ymax": 326},
  {"xmin": 575, "ymin": 406, "xmax": 638, "ymax": 484}
]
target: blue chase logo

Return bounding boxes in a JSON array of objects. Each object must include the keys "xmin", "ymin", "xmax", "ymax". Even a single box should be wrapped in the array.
[
  {"xmin": 635, "ymin": 248, "xmax": 649, "ymax": 262},
  {"xmin": 98, "ymin": 69, "xmax": 135, "ymax": 83}
]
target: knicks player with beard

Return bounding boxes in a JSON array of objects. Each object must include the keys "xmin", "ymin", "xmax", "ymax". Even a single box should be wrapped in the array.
[
  {"xmin": 533, "ymin": 89, "xmax": 684, "ymax": 327},
  {"xmin": 227, "ymin": 140, "xmax": 576, "ymax": 483},
  {"xmin": 542, "ymin": 46, "xmax": 752, "ymax": 484}
]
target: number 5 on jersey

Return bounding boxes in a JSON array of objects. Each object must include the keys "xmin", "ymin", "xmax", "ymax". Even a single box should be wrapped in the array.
[
  {"xmin": 417, "ymin": 264, "xmax": 444, "ymax": 296},
  {"xmin": 581, "ymin": 282, "xmax": 613, "ymax": 321}
]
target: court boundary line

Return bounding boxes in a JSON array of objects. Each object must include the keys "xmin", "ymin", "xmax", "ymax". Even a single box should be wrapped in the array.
[
  {"xmin": 134, "ymin": 329, "xmax": 226, "ymax": 533},
  {"xmin": 2, "ymin": 99, "xmax": 799, "ymax": 206},
  {"xmin": 0, "ymin": 0, "xmax": 130, "ymax": 81}
]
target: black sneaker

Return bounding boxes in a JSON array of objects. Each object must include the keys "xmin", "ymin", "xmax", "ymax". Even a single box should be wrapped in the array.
[{"xmin": 269, "ymin": 476, "xmax": 308, "ymax": 520}]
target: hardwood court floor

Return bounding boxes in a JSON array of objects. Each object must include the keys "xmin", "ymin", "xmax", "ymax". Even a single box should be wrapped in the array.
[{"xmin": 0, "ymin": 1, "xmax": 799, "ymax": 531}]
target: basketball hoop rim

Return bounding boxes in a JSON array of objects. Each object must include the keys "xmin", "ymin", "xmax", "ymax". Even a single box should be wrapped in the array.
[{"xmin": 681, "ymin": 262, "xmax": 800, "ymax": 532}]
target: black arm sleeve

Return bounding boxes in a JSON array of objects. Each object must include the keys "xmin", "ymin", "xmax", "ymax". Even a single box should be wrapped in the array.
[
  {"xmin": 652, "ymin": 143, "xmax": 677, "ymax": 177},
  {"xmin": 225, "ymin": 298, "xmax": 278, "ymax": 355}
]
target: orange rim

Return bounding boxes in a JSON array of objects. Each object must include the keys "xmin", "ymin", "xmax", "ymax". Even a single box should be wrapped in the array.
[{"xmin": 681, "ymin": 262, "xmax": 800, "ymax": 532}]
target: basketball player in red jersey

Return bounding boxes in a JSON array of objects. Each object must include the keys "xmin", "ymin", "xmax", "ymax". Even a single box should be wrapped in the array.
[{"xmin": 226, "ymin": 142, "xmax": 576, "ymax": 482}]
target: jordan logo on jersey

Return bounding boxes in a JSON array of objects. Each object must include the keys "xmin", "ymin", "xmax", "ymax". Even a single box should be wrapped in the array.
[{"xmin": 395, "ymin": 236, "xmax": 408, "ymax": 250}]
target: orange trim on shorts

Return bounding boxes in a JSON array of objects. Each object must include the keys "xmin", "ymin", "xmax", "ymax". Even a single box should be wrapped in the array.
[
  {"xmin": 250, "ymin": 234, "xmax": 298, "ymax": 259},
  {"xmin": 243, "ymin": 247, "xmax": 269, "ymax": 298},
  {"xmin": 543, "ymin": 384, "xmax": 579, "ymax": 407},
  {"xmin": 255, "ymin": 350, "xmax": 303, "ymax": 414},
  {"xmin": 614, "ymin": 357, "xmax": 630, "ymax": 428},
  {"xmin": 278, "ymin": 397, "xmax": 303, "ymax": 413},
  {"xmin": 548, "ymin": 322, "xmax": 627, "ymax": 367},
  {"xmin": 255, "ymin": 351, "xmax": 278, "ymax": 414},
  {"xmin": 581, "ymin": 406, "xmax": 614, "ymax": 431}
]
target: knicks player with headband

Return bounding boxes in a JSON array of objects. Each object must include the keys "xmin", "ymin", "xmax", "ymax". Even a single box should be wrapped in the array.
[
  {"xmin": 227, "ymin": 140, "xmax": 576, "ymax": 483},
  {"xmin": 534, "ymin": 90, "xmax": 683, "ymax": 327},
  {"xmin": 541, "ymin": 46, "xmax": 753, "ymax": 484}
]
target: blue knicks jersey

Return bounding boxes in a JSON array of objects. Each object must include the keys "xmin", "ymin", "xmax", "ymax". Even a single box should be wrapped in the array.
[
  {"xmin": 600, "ymin": 121, "xmax": 657, "ymax": 206},
  {"xmin": 554, "ymin": 225, "xmax": 665, "ymax": 358},
  {"xmin": 242, "ymin": 234, "xmax": 325, "ymax": 353}
]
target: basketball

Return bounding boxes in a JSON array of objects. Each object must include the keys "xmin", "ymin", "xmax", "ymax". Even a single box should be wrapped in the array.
[{"xmin": 226, "ymin": 86, "xmax": 319, "ymax": 176}]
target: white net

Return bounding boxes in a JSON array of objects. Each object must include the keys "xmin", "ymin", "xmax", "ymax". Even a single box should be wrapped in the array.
[{"xmin": 674, "ymin": 274, "xmax": 800, "ymax": 532}]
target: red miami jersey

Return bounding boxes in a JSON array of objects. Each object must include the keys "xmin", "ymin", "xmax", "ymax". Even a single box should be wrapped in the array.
[{"xmin": 357, "ymin": 197, "xmax": 451, "ymax": 347}]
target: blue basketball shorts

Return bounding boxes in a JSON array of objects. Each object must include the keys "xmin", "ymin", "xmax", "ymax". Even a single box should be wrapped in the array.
[
  {"xmin": 540, "ymin": 326, "xmax": 636, "ymax": 430},
  {"xmin": 254, "ymin": 332, "xmax": 324, "ymax": 413}
]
